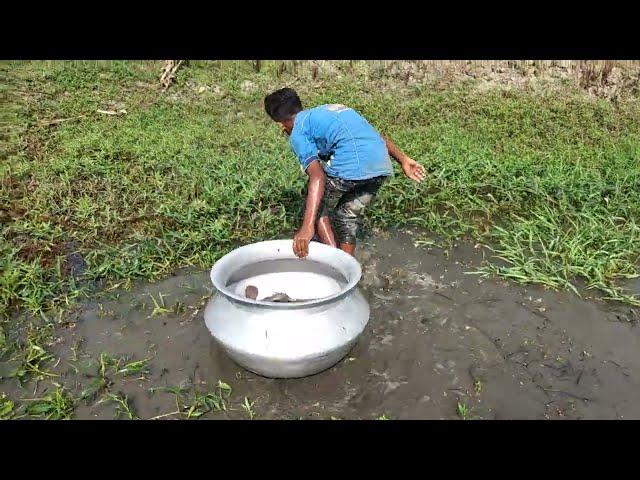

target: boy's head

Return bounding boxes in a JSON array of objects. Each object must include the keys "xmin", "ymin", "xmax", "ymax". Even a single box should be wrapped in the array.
[{"xmin": 264, "ymin": 88, "xmax": 303, "ymax": 135}]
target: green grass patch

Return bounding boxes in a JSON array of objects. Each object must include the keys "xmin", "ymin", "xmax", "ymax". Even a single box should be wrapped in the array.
[
  {"xmin": 2, "ymin": 59, "xmax": 639, "ymax": 323},
  {"xmin": 23, "ymin": 386, "xmax": 74, "ymax": 420}
]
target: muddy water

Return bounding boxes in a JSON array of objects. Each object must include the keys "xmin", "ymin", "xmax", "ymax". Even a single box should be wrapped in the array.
[{"xmin": 3, "ymin": 230, "xmax": 639, "ymax": 419}]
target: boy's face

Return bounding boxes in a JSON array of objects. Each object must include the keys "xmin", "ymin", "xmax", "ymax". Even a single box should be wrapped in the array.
[{"xmin": 278, "ymin": 119, "xmax": 294, "ymax": 136}]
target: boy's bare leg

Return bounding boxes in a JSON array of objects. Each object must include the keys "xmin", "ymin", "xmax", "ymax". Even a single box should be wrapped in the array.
[
  {"xmin": 316, "ymin": 216, "xmax": 356, "ymax": 256},
  {"xmin": 316, "ymin": 216, "xmax": 338, "ymax": 248}
]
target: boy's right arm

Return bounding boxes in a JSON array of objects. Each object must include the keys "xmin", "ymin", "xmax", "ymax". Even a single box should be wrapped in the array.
[{"xmin": 293, "ymin": 161, "xmax": 325, "ymax": 258}]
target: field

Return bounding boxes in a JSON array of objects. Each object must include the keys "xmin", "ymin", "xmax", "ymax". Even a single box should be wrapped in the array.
[{"xmin": 1, "ymin": 60, "xmax": 639, "ymax": 419}]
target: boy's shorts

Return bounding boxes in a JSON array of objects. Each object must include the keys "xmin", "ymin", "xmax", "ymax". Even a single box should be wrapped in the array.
[{"xmin": 317, "ymin": 175, "xmax": 387, "ymax": 244}]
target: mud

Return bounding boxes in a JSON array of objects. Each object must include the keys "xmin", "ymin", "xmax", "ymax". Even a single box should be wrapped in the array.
[{"xmin": 2, "ymin": 230, "xmax": 639, "ymax": 419}]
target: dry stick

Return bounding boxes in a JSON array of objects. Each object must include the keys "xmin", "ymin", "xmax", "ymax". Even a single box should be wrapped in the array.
[
  {"xmin": 39, "ymin": 115, "xmax": 86, "ymax": 126},
  {"xmin": 160, "ymin": 60, "xmax": 185, "ymax": 91},
  {"xmin": 159, "ymin": 61, "xmax": 172, "ymax": 85},
  {"xmin": 433, "ymin": 290, "xmax": 454, "ymax": 301},
  {"xmin": 149, "ymin": 410, "xmax": 181, "ymax": 420},
  {"xmin": 539, "ymin": 387, "xmax": 592, "ymax": 402},
  {"xmin": 97, "ymin": 109, "xmax": 126, "ymax": 116}
]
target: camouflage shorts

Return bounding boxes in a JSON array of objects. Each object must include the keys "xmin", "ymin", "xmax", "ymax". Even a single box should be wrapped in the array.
[{"xmin": 317, "ymin": 175, "xmax": 387, "ymax": 244}]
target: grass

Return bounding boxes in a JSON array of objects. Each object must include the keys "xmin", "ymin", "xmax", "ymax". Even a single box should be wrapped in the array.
[
  {"xmin": 79, "ymin": 352, "xmax": 151, "ymax": 404},
  {"xmin": 0, "ymin": 392, "xmax": 16, "ymax": 419},
  {"xmin": 153, "ymin": 379, "xmax": 233, "ymax": 419},
  {"xmin": 99, "ymin": 392, "xmax": 138, "ymax": 419},
  {"xmin": 474, "ymin": 380, "xmax": 483, "ymax": 395},
  {"xmin": 23, "ymin": 386, "xmax": 74, "ymax": 419},
  {"xmin": 456, "ymin": 402, "xmax": 473, "ymax": 420},
  {"xmin": 242, "ymin": 397, "xmax": 256, "ymax": 420},
  {"xmin": 148, "ymin": 292, "xmax": 171, "ymax": 317},
  {"xmin": 0, "ymin": 323, "xmax": 57, "ymax": 386},
  {"xmin": 2, "ymin": 60, "xmax": 638, "ymax": 323}
]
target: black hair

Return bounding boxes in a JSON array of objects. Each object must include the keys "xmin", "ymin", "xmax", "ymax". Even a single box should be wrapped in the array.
[{"xmin": 264, "ymin": 88, "xmax": 303, "ymax": 122}]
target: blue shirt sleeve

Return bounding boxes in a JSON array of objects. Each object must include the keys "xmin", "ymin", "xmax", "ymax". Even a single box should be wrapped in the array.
[{"xmin": 290, "ymin": 131, "xmax": 319, "ymax": 171}]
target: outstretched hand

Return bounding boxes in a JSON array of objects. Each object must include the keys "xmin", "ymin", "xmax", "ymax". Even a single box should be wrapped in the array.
[{"xmin": 401, "ymin": 157, "xmax": 426, "ymax": 183}]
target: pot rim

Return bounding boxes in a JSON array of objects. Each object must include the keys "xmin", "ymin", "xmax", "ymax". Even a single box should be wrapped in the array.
[{"xmin": 210, "ymin": 239, "xmax": 362, "ymax": 309}]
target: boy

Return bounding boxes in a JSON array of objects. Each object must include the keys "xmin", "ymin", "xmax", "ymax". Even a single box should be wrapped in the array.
[{"xmin": 264, "ymin": 88, "xmax": 425, "ymax": 258}]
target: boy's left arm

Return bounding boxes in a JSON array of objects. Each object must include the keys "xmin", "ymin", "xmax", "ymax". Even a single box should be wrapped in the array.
[{"xmin": 382, "ymin": 135, "xmax": 426, "ymax": 183}]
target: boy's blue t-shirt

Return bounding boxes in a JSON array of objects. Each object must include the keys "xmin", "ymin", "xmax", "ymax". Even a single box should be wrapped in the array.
[{"xmin": 289, "ymin": 104, "xmax": 393, "ymax": 180}]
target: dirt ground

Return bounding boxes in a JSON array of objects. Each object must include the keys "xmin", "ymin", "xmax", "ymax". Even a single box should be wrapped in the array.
[{"xmin": 3, "ymin": 230, "xmax": 639, "ymax": 420}]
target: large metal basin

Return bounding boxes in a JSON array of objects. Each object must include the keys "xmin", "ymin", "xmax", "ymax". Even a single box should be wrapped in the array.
[{"xmin": 203, "ymin": 240, "xmax": 370, "ymax": 378}]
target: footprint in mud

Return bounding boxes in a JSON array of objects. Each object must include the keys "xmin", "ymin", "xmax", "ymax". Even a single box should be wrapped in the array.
[
  {"xmin": 370, "ymin": 369, "xmax": 409, "ymax": 395},
  {"xmin": 64, "ymin": 240, "xmax": 86, "ymax": 279},
  {"xmin": 389, "ymin": 267, "xmax": 443, "ymax": 290}
]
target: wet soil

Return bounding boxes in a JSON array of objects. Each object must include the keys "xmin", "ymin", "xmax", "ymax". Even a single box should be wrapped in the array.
[{"xmin": 2, "ymin": 230, "xmax": 639, "ymax": 419}]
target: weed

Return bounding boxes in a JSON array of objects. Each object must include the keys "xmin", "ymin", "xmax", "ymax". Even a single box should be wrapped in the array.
[
  {"xmin": 154, "ymin": 380, "xmax": 233, "ymax": 419},
  {"xmin": 457, "ymin": 402, "xmax": 473, "ymax": 420},
  {"xmin": 80, "ymin": 352, "xmax": 151, "ymax": 403},
  {"xmin": 99, "ymin": 392, "xmax": 138, "ymax": 419},
  {"xmin": 148, "ymin": 293, "xmax": 171, "ymax": 317},
  {"xmin": 0, "ymin": 393, "xmax": 16, "ymax": 419},
  {"xmin": 24, "ymin": 387, "xmax": 74, "ymax": 420},
  {"xmin": 474, "ymin": 380, "xmax": 483, "ymax": 395},
  {"xmin": 2, "ymin": 324, "xmax": 58, "ymax": 384},
  {"xmin": 242, "ymin": 397, "xmax": 256, "ymax": 420}
]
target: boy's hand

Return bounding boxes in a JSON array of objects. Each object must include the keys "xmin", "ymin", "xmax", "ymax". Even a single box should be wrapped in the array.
[
  {"xmin": 401, "ymin": 157, "xmax": 426, "ymax": 183},
  {"xmin": 293, "ymin": 224, "xmax": 315, "ymax": 258}
]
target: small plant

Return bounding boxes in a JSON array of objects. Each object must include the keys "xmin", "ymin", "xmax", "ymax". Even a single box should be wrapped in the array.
[
  {"xmin": 474, "ymin": 380, "xmax": 483, "ymax": 395},
  {"xmin": 100, "ymin": 392, "xmax": 138, "ymax": 419},
  {"xmin": 155, "ymin": 380, "xmax": 233, "ymax": 419},
  {"xmin": 115, "ymin": 357, "xmax": 152, "ymax": 377},
  {"xmin": 80, "ymin": 352, "xmax": 151, "ymax": 404},
  {"xmin": 149, "ymin": 292, "xmax": 172, "ymax": 317},
  {"xmin": 173, "ymin": 301, "xmax": 186, "ymax": 314},
  {"xmin": 217, "ymin": 380, "xmax": 232, "ymax": 398},
  {"xmin": 7, "ymin": 324, "xmax": 59, "ymax": 384},
  {"xmin": 242, "ymin": 397, "xmax": 256, "ymax": 420},
  {"xmin": 0, "ymin": 393, "xmax": 16, "ymax": 419},
  {"xmin": 185, "ymin": 391, "xmax": 225, "ymax": 419},
  {"xmin": 26, "ymin": 387, "xmax": 74, "ymax": 420},
  {"xmin": 457, "ymin": 402, "xmax": 473, "ymax": 420},
  {"xmin": 95, "ymin": 352, "xmax": 151, "ymax": 378},
  {"xmin": 376, "ymin": 413, "xmax": 389, "ymax": 420}
]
